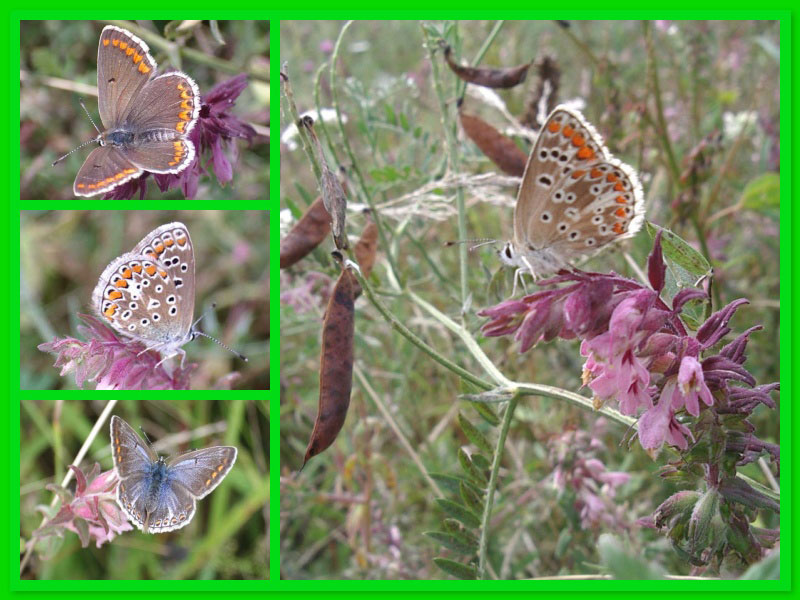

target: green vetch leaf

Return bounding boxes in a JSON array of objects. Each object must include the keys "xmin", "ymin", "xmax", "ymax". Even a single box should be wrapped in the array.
[
  {"xmin": 428, "ymin": 472, "xmax": 465, "ymax": 495},
  {"xmin": 424, "ymin": 530, "xmax": 478, "ymax": 555},
  {"xmin": 470, "ymin": 453, "xmax": 491, "ymax": 471},
  {"xmin": 458, "ymin": 448, "xmax": 488, "ymax": 485},
  {"xmin": 458, "ymin": 413, "xmax": 493, "ymax": 455},
  {"xmin": 646, "ymin": 222, "xmax": 712, "ymax": 283},
  {"xmin": 435, "ymin": 498, "xmax": 481, "ymax": 529},
  {"xmin": 469, "ymin": 401, "xmax": 500, "ymax": 426},
  {"xmin": 433, "ymin": 557, "xmax": 477, "ymax": 580},
  {"xmin": 459, "ymin": 481, "xmax": 484, "ymax": 516},
  {"xmin": 645, "ymin": 222, "xmax": 711, "ymax": 328}
]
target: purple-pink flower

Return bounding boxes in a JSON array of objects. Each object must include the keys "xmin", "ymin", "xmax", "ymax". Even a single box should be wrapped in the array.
[
  {"xmin": 38, "ymin": 313, "xmax": 195, "ymax": 390},
  {"xmin": 549, "ymin": 424, "xmax": 632, "ymax": 530},
  {"xmin": 31, "ymin": 464, "xmax": 132, "ymax": 549},
  {"xmin": 479, "ymin": 232, "xmax": 778, "ymax": 455}
]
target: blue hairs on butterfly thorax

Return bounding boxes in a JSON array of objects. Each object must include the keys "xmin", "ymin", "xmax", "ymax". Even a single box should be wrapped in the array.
[{"xmin": 103, "ymin": 129, "xmax": 135, "ymax": 147}]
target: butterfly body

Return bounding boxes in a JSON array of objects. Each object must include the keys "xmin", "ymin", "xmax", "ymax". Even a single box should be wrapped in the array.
[
  {"xmin": 502, "ymin": 105, "xmax": 645, "ymax": 280},
  {"xmin": 110, "ymin": 415, "xmax": 237, "ymax": 534}
]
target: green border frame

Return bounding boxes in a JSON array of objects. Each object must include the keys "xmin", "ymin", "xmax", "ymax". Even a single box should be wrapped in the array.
[{"xmin": 3, "ymin": 7, "xmax": 790, "ymax": 593}]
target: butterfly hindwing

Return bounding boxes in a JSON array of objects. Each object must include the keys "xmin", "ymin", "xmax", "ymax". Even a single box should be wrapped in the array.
[{"xmin": 166, "ymin": 447, "xmax": 238, "ymax": 499}]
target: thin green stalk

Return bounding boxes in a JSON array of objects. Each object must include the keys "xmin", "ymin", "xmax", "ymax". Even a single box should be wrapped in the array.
[
  {"xmin": 558, "ymin": 22, "xmax": 603, "ymax": 71},
  {"xmin": 644, "ymin": 21, "xmax": 680, "ymax": 182},
  {"xmin": 408, "ymin": 289, "xmax": 510, "ymax": 387},
  {"xmin": 408, "ymin": 288, "xmax": 638, "ymax": 430},
  {"xmin": 478, "ymin": 393, "xmax": 519, "ymax": 579},
  {"xmin": 330, "ymin": 21, "xmax": 368, "ymax": 196},
  {"xmin": 350, "ymin": 265, "xmax": 492, "ymax": 391},
  {"xmin": 422, "ymin": 25, "xmax": 468, "ymax": 313},
  {"xmin": 313, "ymin": 61, "xmax": 340, "ymax": 166},
  {"xmin": 354, "ymin": 365, "xmax": 444, "ymax": 498},
  {"xmin": 327, "ymin": 21, "xmax": 401, "ymax": 285},
  {"xmin": 280, "ymin": 64, "xmax": 322, "ymax": 182}
]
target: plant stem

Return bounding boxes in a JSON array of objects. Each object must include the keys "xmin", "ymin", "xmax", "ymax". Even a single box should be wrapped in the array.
[
  {"xmin": 351, "ymin": 265, "xmax": 492, "ymax": 391},
  {"xmin": 478, "ymin": 392, "xmax": 519, "ymax": 579},
  {"xmin": 422, "ymin": 25, "xmax": 469, "ymax": 314}
]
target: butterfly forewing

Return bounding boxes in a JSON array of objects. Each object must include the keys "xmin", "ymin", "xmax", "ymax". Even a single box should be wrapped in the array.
[
  {"xmin": 97, "ymin": 26, "xmax": 157, "ymax": 129},
  {"xmin": 110, "ymin": 415, "xmax": 158, "ymax": 477}
]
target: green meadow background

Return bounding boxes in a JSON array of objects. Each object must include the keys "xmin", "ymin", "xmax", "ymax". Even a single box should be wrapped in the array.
[{"xmin": 278, "ymin": 17, "xmax": 784, "ymax": 586}]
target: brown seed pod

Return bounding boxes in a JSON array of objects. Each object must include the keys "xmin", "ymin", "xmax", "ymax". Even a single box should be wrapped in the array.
[
  {"xmin": 443, "ymin": 44, "xmax": 531, "ymax": 89},
  {"xmin": 460, "ymin": 112, "xmax": 527, "ymax": 177},
  {"xmin": 354, "ymin": 221, "xmax": 379, "ymax": 278},
  {"xmin": 280, "ymin": 196, "xmax": 331, "ymax": 269},
  {"xmin": 302, "ymin": 265, "xmax": 356, "ymax": 467},
  {"xmin": 352, "ymin": 220, "xmax": 379, "ymax": 299},
  {"xmin": 321, "ymin": 164, "xmax": 348, "ymax": 251}
]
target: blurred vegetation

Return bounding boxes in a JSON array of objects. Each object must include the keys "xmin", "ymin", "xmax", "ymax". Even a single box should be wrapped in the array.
[
  {"xmin": 21, "ymin": 210, "xmax": 269, "ymax": 389},
  {"xmin": 20, "ymin": 19, "xmax": 269, "ymax": 200},
  {"xmin": 20, "ymin": 399, "xmax": 268, "ymax": 579},
  {"xmin": 279, "ymin": 20, "xmax": 780, "ymax": 579}
]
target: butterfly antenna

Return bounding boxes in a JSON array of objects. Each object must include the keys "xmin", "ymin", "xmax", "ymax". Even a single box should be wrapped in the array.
[
  {"xmin": 444, "ymin": 238, "xmax": 498, "ymax": 252},
  {"xmin": 52, "ymin": 98, "xmax": 102, "ymax": 166},
  {"xmin": 192, "ymin": 303, "xmax": 248, "ymax": 362},
  {"xmin": 52, "ymin": 137, "xmax": 98, "ymax": 166},
  {"xmin": 138, "ymin": 425, "xmax": 154, "ymax": 447},
  {"xmin": 79, "ymin": 98, "xmax": 103, "ymax": 136}
]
